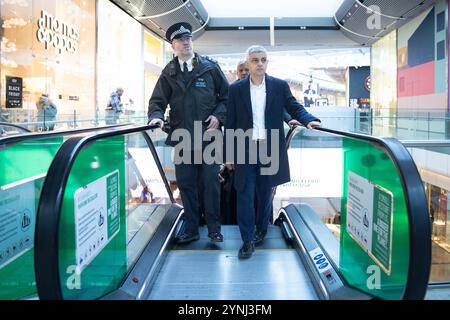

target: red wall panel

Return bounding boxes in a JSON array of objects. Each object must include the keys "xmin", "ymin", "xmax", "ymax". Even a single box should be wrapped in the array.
[{"xmin": 398, "ymin": 61, "xmax": 435, "ymax": 97}]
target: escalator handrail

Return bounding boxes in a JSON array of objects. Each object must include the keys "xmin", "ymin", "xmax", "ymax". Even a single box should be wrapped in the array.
[
  {"xmin": 0, "ymin": 122, "xmax": 32, "ymax": 132},
  {"xmin": 0, "ymin": 123, "xmax": 132, "ymax": 147},
  {"xmin": 400, "ymin": 140, "xmax": 450, "ymax": 148},
  {"xmin": 34, "ymin": 125, "xmax": 173, "ymax": 299},
  {"xmin": 285, "ymin": 125, "xmax": 431, "ymax": 300}
]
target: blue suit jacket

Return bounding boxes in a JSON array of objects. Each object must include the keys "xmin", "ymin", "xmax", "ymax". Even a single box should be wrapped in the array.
[{"xmin": 225, "ymin": 74, "xmax": 320, "ymax": 191}]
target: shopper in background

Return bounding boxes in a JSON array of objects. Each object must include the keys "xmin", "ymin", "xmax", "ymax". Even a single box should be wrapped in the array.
[
  {"xmin": 36, "ymin": 93, "xmax": 58, "ymax": 131},
  {"xmin": 236, "ymin": 61, "xmax": 249, "ymax": 80},
  {"xmin": 106, "ymin": 87, "xmax": 124, "ymax": 124},
  {"xmin": 141, "ymin": 185, "xmax": 154, "ymax": 203},
  {"xmin": 303, "ymin": 84, "xmax": 317, "ymax": 107}
]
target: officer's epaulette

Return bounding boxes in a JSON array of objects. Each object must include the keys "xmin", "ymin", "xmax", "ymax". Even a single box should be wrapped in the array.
[{"xmin": 204, "ymin": 55, "xmax": 218, "ymax": 64}]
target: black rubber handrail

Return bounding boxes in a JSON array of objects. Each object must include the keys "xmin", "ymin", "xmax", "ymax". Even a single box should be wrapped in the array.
[
  {"xmin": 34, "ymin": 125, "xmax": 174, "ymax": 299},
  {"xmin": 0, "ymin": 123, "xmax": 131, "ymax": 147},
  {"xmin": 0, "ymin": 122, "xmax": 32, "ymax": 132},
  {"xmin": 285, "ymin": 125, "xmax": 431, "ymax": 300}
]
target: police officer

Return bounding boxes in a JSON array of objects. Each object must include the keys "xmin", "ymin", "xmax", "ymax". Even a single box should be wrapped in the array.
[{"xmin": 148, "ymin": 22, "xmax": 228, "ymax": 244}]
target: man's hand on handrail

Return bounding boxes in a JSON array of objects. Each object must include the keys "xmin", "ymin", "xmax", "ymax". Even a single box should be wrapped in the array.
[
  {"xmin": 307, "ymin": 121, "xmax": 321, "ymax": 129},
  {"xmin": 287, "ymin": 120, "xmax": 321, "ymax": 129}
]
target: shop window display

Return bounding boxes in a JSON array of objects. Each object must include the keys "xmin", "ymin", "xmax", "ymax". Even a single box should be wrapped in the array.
[{"xmin": 0, "ymin": 0, "xmax": 96, "ymax": 128}]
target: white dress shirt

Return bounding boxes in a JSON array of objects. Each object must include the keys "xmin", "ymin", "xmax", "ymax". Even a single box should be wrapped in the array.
[
  {"xmin": 178, "ymin": 55, "xmax": 194, "ymax": 72},
  {"xmin": 250, "ymin": 77, "xmax": 267, "ymax": 140}
]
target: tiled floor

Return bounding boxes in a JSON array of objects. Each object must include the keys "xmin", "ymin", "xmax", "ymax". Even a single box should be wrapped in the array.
[
  {"xmin": 424, "ymin": 241, "xmax": 450, "ymax": 299},
  {"xmin": 425, "ymin": 284, "xmax": 450, "ymax": 300},
  {"xmin": 430, "ymin": 241, "xmax": 450, "ymax": 283}
]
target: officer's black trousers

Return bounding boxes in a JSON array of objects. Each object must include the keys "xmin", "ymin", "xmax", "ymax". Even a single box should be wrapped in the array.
[{"xmin": 175, "ymin": 154, "xmax": 221, "ymax": 235}]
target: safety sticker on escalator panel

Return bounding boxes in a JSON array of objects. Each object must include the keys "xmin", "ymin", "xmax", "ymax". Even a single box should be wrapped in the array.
[
  {"xmin": 0, "ymin": 176, "xmax": 43, "ymax": 270},
  {"xmin": 346, "ymin": 171, "xmax": 393, "ymax": 275},
  {"xmin": 74, "ymin": 170, "xmax": 120, "ymax": 273}
]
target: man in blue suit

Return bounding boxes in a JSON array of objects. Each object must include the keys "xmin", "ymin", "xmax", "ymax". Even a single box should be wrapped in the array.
[{"xmin": 225, "ymin": 45, "xmax": 321, "ymax": 259}]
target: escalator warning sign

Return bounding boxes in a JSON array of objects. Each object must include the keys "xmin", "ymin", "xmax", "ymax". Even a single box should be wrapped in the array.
[
  {"xmin": 346, "ymin": 171, "xmax": 393, "ymax": 275},
  {"xmin": 74, "ymin": 170, "xmax": 120, "ymax": 273},
  {"xmin": 0, "ymin": 178, "xmax": 38, "ymax": 271}
]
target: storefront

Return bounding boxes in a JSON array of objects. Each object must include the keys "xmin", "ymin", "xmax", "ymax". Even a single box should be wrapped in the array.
[
  {"xmin": 1, "ymin": 0, "xmax": 96, "ymax": 125},
  {"xmin": 1, "ymin": 0, "xmax": 166, "ymax": 128},
  {"xmin": 425, "ymin": 182, "xmax": 450, "ymax": 249}
]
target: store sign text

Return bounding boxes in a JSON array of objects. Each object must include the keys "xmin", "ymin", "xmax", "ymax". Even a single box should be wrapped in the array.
[{"xmin": 36, "ymin": 10, "xmax": 79, "ymax": 54}]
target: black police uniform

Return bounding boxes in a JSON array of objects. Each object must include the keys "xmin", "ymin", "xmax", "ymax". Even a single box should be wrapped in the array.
[{"xmin": 148, "ymin": 38, "xmax": 228, "ymax": 241}]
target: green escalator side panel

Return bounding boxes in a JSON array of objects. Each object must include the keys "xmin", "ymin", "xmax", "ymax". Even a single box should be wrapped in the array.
[
  {"xmin": 0, "ymin": 137, "xmax": 63, "ymax": 185},
  {"xmin": 0, "ymin": 137, "xmax": 63, "ymax": 299},
  {"xmin": 58, "ymin": 136, "xmax": 127, "ymax": 299},
  {"xmin": 339, "ymin": 137, "xmax": 410, "ymax": 300}
]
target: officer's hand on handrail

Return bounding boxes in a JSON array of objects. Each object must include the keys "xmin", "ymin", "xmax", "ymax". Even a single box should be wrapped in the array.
[
  {"xmin": 148, "ymin": 118, "xmax": 164, "ymax": 128},
  {"xmin": 288, "ymin": 119, "xmax": 301, "ymax": 128}
]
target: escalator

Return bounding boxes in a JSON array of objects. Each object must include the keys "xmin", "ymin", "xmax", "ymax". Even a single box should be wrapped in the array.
[
  {"xmin": 132, "ymin": 206, "xmax": 366, "ymax": 300},
  {"xmin": 33, "ymin": 125, "xmax": 431, "ymax": 300},
  {"xmin": 0, "ymin": 122, "xmax": 31, "ymax": 136},
  {"xmin": 0, "ymin": 123, "xmax": 131, "ymax": 300}
]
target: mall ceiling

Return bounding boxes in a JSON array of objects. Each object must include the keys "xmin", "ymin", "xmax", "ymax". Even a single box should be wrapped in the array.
[{"xmin": 110, "ymin": 0, "xmax": 437, "ymax": 55}]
